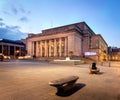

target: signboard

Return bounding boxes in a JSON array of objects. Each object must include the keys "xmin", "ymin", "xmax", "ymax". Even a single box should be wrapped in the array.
[{"xmin": 85, "ymin": 52, "xmax": 97, "ymax": 56}]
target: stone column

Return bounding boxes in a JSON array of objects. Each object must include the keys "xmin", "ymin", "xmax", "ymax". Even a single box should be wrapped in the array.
[
  {"xmin": 45, "ymin": 40, "xmax": 47, "ymax": 57},
  {"xmin": 49, "ymin": 40, "xmax": 51, "ymax": 57},
  {"xmin": 8, "ymin": 45, "xmax": 10, "ymax": 56},
  {"xmin": 29, "ymin": 41, "xmax": 32, "ymax": 56},
  {"xmin": 36, "ymin": 41, "xmax": 38, "ymax": 57},
  {"xmin": 14, "ymin": 46, "xmax": 16, "ymax": 58},
  {"xmin": 59, "ymin": 38, "xmax": 62, "ymax": 57},
  {"xmin": 2, "ymin": 43, "xmax": 3, "ymax": 54},
  {"xmin": 19, "ymin": 47, "xmax": 20, "ymax": 56},
  {"xmin": 54, "ymin": 39, "xmax": 57, "ymax": 57},
  {"xmin": 32, "ymin": 41, "xmax": 34, "ymax": 56},
  {"xmin": 40, "ymin": 41, "xmax": 42, "ymax": 57},
  {"xmin": 18, "ymin": 47, "xmax": 20, "ymax": 56},
  {"xmin": 37, "ymin": 41, "xmax": 40, "ymax": 57},
  {"xmin": 65, "ymin": 37, "xmax": 68, "ymax": 57}
]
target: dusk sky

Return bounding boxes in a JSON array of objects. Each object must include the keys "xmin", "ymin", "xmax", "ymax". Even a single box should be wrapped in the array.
[{"xmin": 0, "ymin": 0, "xmax": 120, "ymax": 47}]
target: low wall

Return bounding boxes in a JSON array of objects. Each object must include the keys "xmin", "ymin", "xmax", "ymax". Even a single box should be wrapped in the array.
[
  {"xmin": 51, "ymin": 59, "xmax": 85, "ymax": 65},
  {"xmin": 98, "ymin": 61, "xmax": 120, "ymax": 67}
]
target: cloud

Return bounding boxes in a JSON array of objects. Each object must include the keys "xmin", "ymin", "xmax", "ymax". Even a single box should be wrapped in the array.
[
  {"xmin": 2, "ymin": 2, "xmax": 31, "ymax": 25},
  {"xmin": 2, "ymin": 4, "xmax": 30, "ymax": 23},
  {"xmin": 2, "ymin": 2, "xmax": 30, "ymax": 16},
  {"xmin": 11, "ymin": 5, "xmax": 18, "ymax": 15},
  {"xmin": 0, "ymin": 25, "xmax": 27, "ymax": 40},
  {"xmin": 2, "ymin": 11, "xmax": 11, "ymax": 15},
  {"xmin": 19, "ymin": 16, "xmax": 29, "ymax": 22},
  {"xmin": 0, "ymin": 2, "xmax": 29, "ymax": 40},
  {"xmin": 5, "ymin": 25, "xmax": 20, "ymax": 29},
  {"xmin": 18, "ymin": 6, "xmax": 31, "ymax": 16},
  {"xmin": 27, "ymin": 11, "xmax": 31, "ymax": 14},
  {"xmin": 0, "ymin": 18, "xmax": 3, "ymax": 21},
  {"xmin": 0, "ymin": 19, "xmax": 5, "ymax": 27},
  {"xmin": 19, "ymin": 7, "xmax": 26, "ymax": 13},
  {"xmin": 0, "ymin": 22, "xmax": 5, "ymax": 27},
  {"xmin": 2, "ymin": 2, "xmax": 18, "ymax": 15},
  {"xmin": 5, "ymin": 25, "xmax": 20, "ymax": 32},
  {"xmin": 18, "ymin": 4, "xmax": 31, "ymax": 14}
]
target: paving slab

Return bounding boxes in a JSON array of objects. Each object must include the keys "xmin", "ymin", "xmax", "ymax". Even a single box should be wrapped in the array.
[{"xmin": 0, "ymin": 60, "xmax": 120, "ymax": 100}]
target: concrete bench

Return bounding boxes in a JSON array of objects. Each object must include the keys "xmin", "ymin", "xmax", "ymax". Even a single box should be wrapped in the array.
[
  {"xmin": 89, "ymin": 68, "xmax": 100, "ymax": 74},
  {"xmin": 49, "ymin": 76, "xmax": 79, "ymax": 94}
]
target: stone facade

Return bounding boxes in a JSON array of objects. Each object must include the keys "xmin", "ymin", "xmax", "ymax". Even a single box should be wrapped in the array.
[
  {"xmin": 26, "ymin": 22, "xmax": 108, "ymax": 61},
  {"xmin": 88, "ymin": 34, "xmax": 108, "ymax": 61}
]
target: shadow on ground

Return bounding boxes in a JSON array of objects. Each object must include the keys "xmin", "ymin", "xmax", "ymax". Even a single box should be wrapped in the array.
[
  {"xmin": 56, "ymin": 83, "xmax": 86, "ymax": 97},
  {"xmin": 89, "ymin": 71, "xmax": 105, "ymax": 75},
  {"xmin": 117, "ymin": 94, "xmax": 120, "ymax": 100},
  {"xmin": 98, "ymin": 71, "xmax": 105, "ymax": 75}
]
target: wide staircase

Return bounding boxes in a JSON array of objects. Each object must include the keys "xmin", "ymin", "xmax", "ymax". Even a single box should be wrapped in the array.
[
  {"xmin": 81, "ymin": 57, "xmax": 95, "ymax": 64},
  {"xmin": 33, "ymin": 56, "xmax": 96, "ymax": 64}
]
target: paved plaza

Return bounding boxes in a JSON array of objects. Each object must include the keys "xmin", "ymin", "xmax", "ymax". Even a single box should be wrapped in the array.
[{"xmin": 0, "ymin": 60, "xmax": 120, "ymax": 100}]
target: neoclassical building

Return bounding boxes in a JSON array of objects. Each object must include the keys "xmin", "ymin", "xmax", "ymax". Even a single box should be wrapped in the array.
[{"xmin": 26, "ymin": 22, "xmax": 108, "ymax": 61}]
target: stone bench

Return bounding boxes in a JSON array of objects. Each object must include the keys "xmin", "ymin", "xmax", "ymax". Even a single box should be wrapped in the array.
[
  {"xmin": 49, "ymin": 76, "xmax": 79, "ymax": 94},
  {"xmin": 89, "ymin": 68, "xmax": 100, "ymax": 74}
]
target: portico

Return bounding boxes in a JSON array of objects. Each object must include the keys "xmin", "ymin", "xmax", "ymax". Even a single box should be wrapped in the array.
[
  {"xmin": 33, "ymin": 37, "xmax": 67, "ymax": 57},
  {"xmin": 27, "ymin": 33, "xmax": 79, "ymax": 57}
]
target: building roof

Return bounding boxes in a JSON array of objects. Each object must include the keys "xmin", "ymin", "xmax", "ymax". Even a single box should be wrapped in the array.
[
  {"xmin": 95, "ymin": 34, "xmax": 108, "ymax": 46},
  {"xmin": 0, "ymin": 39, "xmax": 25, "ymax": 45},
  {"xmin": 27, "ymin": 21, "xmax": 96, "ymax": 38},
  {"xmin": 42, "ymin": 21, "xmax": 95, "ymax": 35}
]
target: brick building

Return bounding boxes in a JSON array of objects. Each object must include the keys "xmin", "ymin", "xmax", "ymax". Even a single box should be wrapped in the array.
[{"xmin": 26, "ymin": 22, "xmax": 108, "ymax": 62}]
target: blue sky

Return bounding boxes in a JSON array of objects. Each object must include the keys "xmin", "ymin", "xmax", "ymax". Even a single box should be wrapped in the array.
[{"xmin": 0, "ymin": 0, "xmax": 120, "ymax": 47}]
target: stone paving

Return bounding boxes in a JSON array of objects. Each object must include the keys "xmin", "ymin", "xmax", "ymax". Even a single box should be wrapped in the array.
[{"xmin": 0, "ymin": 60, "xmax": 120, "ymax": 100}]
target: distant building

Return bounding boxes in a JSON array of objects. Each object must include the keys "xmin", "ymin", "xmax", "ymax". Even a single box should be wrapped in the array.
[
  {"xmin": 108, "ymin": 47, "xmax": 120, "ymax": 60},
  {"xmin": 20, "ymin": 39, "xmax": 26, "ymax": 45},
  {"xmin": 26, "ymin": 22, "xmax": 108, "ymax": 62},
  {"xmin": 0, "ymin": 39, "xmax": 26, "ymax": 59}
]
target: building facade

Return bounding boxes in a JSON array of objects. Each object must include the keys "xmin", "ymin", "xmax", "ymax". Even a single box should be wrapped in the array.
[
  {"xmin": 26, "ymin": 22, "xmax": 108, "ymax": 61},
  {"xmin": 87, "ymin": 34, "xmax": 108, "ymax": 61},
  {"xmin": 108, "ymin": 47, "xmax": 120, "ymax": 60},
  {"xmin": 0, "ymin": 39, "xmax": 26, "ymax": 59}
]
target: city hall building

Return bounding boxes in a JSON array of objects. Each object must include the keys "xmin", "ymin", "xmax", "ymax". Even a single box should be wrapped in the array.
[{"xmin": 26, "ymin": 22, "xmax": 108, "ymax": 61}]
